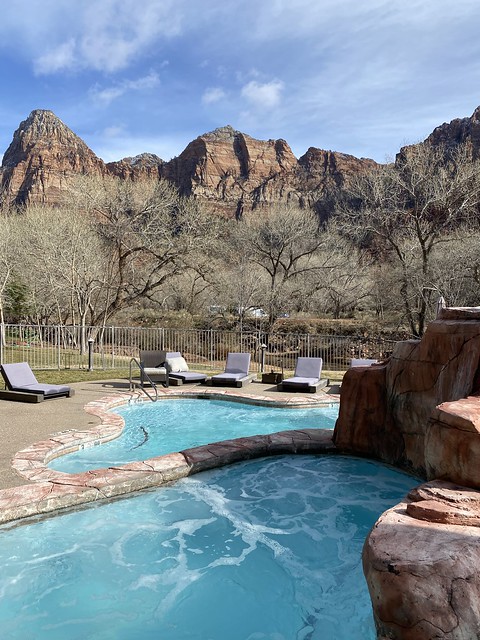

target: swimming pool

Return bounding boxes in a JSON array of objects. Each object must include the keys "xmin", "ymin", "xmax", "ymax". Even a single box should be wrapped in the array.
[
  {"xmin": 0, "ymin": 455, "xmax": 417, "ymax": 639},
  {"xmin": 49, "ymin": 398, "xmax": 339, "ymax": 473}
]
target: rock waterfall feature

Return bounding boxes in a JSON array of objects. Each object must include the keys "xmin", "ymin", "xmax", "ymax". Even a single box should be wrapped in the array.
[{"xmin": 334, "ymin": 307, "xmax": 480, "ymax": 639}]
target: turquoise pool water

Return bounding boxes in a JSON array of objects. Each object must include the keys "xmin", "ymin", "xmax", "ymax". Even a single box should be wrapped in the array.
[
  {"xmin": 49, "ymin": 399, "xmax": 339, "ymax": 473},
  {"xmin": 0, "ymin": 455, "xmax": 417, "ymax": 639}
]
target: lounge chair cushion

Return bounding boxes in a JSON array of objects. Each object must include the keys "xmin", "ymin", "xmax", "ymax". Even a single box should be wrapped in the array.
[
  {"xmin": 277, "ymin": 357, "xmax": 324, "ymax": 393},
  {"xmin": 166, "ymin": 356, "xmax": 189, "ymax": 372},
  {"xmin": 294, "ymin": 357, "xmax": 323, "ymax": 379},
  {"xmin": 282, "ymin": 376, "xmax": 319, "ymax": 386},
  {"xmin": 350, "ymin": 358, "xmax": 378, "ymax": 367},
  {"xmin": 2, "ymin": 362, "xmax": 37, "ymax": 387},
  {"xmin": 139, "ymin": 350, "xmax": 167, "ymax": 368},
  {"xmin": 143, "ymin": 367, "xmax": 167, "ymax": 376},
  {"xmin": 18, "ymin": 382, "xmax": 72, "ymax": 396},
  {"xmin": 169, "ymin": 371, "xmax": 207, "ymax": 382},
  {"xmin": 224, "ymin": 352, "xmax": 251, "ymax": 375},
  {"xmin": 209, "ymin": 352, "xmax": 254, "ymax": 387},
  {"xmin": 212, "ymin": 372, "xmax": 246, "ymax": 382}
]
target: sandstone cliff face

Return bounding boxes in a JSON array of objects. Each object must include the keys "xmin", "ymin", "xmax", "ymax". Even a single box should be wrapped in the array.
[
  {"xmin": 107, "ymin": 153, "xmax": 163, "ymax": 180},
  {"xmin": 425, "ymin": 105, "xmax": 480, "ymax": 156},
  {"xmin": 396, "ymin": 105, "xmax": 480, "ymax": 164},
  {"xmin": 297, "ymin": 147, "xmax": 377, "ymax": 192},
  {"xmin": 0, "ymin": 112, "xmax": 377, "ymax": 213},
  {"xmin": 0, "ymin": 110, "xmax": 106, "ymax": 205},
  {"xmin": 162, "ymin": 125, "xmax": 303, "ymax": 214},
  {"xmin": 4, "ymin": 106, "xmax": 480, "ymax": 213},
  {"xmin": 334, "ymin": 307, "xmax": 480, "ymax": 482}
]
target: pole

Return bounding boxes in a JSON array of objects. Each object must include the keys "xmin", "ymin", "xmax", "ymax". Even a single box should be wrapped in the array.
[{"xmin": 88, "ymin": 337, "xmax": 94, "ymax": 371}]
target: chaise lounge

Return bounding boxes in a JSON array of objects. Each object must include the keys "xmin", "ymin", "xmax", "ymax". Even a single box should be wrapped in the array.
[
  {"xmin": 164, "ymin": 351, "xmax": 208, "ymax": 385},
  {"xmin": 277, "ymin": 357, "xmax": 327, "ymax": 393},
  {"xmin": 139, "ymin": 350, "xmax": 169, "ymax": 388},
  {"xmin": 0, "ymin": 362, "xmax": 74, "ymax": 403},
  {"xmin": 208, "ymin": 352, "xmax": 256, "ymax": 387}
]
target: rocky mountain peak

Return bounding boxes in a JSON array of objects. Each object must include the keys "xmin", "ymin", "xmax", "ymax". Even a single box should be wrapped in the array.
[
  {"xmin": 421, "ymin": 105, "xmax": 480, "ymax": 158},
  {"xmin": 1, "ymin": 109, "xmax": 105, "ymax": 205},
  {"xmin": 2, "ymin": 109, "xmax": 94, "ymax": 168},
  {"xmin": 202, "ymin": 125, "xmax": 240, "ymax": 142},
  {"xmin": 106, "ymin": 152, "xmax": 163, "ymax": 180},
  {"xmin": 0, "ymin": 110, "xmax": 380, "ymax": 214}
]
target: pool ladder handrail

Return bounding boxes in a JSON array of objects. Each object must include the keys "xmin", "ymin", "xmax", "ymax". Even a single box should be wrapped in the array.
[{"xmin": 129, "ymin": 357, "xmax": 158, "ymax": 402}]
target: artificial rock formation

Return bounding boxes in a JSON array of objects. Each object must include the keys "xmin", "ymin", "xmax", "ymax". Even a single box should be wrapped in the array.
[
  {"xmin": 363, "ymin": 497, "xmax": 480, "ymax": 640},
  {"xmin": 334, "ymin": 307, "xmax": 480, "ymax": 639},
  {"xmin": 334, "ymin": 306, "xmax": 480, "ymax": 482}
]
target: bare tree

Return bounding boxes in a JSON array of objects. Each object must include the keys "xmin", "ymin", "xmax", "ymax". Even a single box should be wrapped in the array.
[
  {"xmin": 230, "ymin": 203, "xmax": 336, "ymax": 328},
  {"xmin": 10, "ymin": 205, "xmax": 107, "ymax": 349},
  {"xmin": 337, "ymin": 142, "xmax": 480, "ymax": 336},
  {"xmin": 65, "ymin": 175, "xmax": 219, "ymax": 327},
  {"xmin": 0, "ymin": 207, "xmax": 19, "ymax": 338}
]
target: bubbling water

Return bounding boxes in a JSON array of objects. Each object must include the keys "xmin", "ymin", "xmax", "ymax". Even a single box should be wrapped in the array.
[{"xmin": 0, "ymin": 455, "xmax": 417, "ymax": 639}]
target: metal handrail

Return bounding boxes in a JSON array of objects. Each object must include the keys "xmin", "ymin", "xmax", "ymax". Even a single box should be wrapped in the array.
[{"xmin": 129, "ymin": 357, "xmax": 158, "ymax": 402}]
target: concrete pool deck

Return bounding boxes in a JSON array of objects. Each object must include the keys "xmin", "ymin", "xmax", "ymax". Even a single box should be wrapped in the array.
[{"xmin": 0, "ymin": 378, "xmax": 340, "ymax": 525}]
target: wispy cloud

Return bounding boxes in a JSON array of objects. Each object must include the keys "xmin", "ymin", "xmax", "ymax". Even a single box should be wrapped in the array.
[
  {"xmin": 90, "ymin": 71, "xmax": 160, "ymax": 105},
  {"xmin": 34, "ymin": 39, "xmax": 76, "ymax": 75},
  {"xmin": 202, "ymin": 87, "xmax": 226, "ymax": 105},
  {"xmin": 1, "ymin": 0, "xmax": 184, "ymax": 75},
  {"xmin": 241, "ymin": 80, "xmax": 284, "ymax": 109},
  {"xmin": 1, "ymin": 0, "xmax": 480, "ymax": 164}
]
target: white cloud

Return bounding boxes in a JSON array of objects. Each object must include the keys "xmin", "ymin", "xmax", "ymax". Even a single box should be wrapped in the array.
[
  {"xmin": 1, "ymin": 0, "xmax": 184, "ymax": 75},
  {"xmin": 103, "ymin": 125, "xmax": 126, "ymax": 138},
  {"xmin": 34, "ymin": 39, "xmax": 76, "ymax": 75},
  {"xmin": 241, "ymin": 80, "xmax": 284, "ymax": 109},
  {"xmin": 202, "ymin": 87, "xmax": 226, "ymax": 105},
  {"xmin": 90, "ymin": 71, "xmax": 160, "ymax": 105}
]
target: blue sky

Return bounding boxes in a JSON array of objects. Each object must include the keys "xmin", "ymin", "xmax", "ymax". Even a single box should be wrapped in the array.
[{"xmin": 1, "ymin": 0, "xmax": 480, "ymax": 164}]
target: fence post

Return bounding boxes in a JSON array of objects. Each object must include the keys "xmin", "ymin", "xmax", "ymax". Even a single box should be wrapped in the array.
[
  {"xmin": 57, "ymin": 325, "xmax": 61, "ymax": 369},
  {"xmin": 111, "ymin": 326, "xmax": 115, "ymax": 369}
]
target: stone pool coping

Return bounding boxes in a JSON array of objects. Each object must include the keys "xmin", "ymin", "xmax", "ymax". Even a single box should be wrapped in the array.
[{"xmin": 1, "ymin": 387, "xmax": 339, "ymax": 526}]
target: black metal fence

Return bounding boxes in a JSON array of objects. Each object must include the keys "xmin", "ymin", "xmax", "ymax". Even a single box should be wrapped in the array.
[{"xmin": 0, "ymin": 324, "xmax": 395, "ymax": 374}]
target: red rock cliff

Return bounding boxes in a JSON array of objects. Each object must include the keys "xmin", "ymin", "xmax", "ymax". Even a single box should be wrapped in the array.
[
  {"xmin": 0, "ymin": 112, "xmax": 377, "ymax": 213},
  {"xmin": 0, "ymin": 110, "xmax": 106, "ymax": 205}
]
